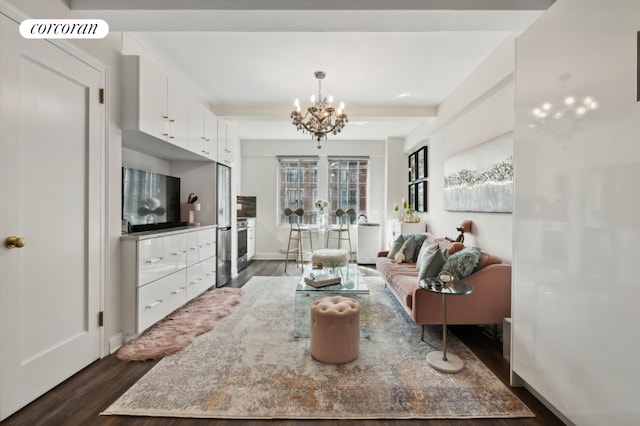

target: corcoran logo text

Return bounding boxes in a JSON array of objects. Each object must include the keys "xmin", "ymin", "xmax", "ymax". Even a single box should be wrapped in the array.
[{"xmin": 19, "ymin": 19, "xmax": 109, "ymax": 39}]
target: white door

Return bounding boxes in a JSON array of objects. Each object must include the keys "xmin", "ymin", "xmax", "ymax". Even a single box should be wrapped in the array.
[{"xmin": 0, "ymin": 13, "xmax": 103, "ymax": 421}]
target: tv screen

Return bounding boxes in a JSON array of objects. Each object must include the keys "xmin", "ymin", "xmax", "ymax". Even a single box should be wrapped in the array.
[{"xmin": 122, "ymin": 167, "xmax": 183, "ymax": 232}]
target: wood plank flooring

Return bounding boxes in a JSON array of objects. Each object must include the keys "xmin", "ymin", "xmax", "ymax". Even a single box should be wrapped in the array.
[{"xmin": 1, "ymin": 260, "xmax": 564, "ymax": 426}]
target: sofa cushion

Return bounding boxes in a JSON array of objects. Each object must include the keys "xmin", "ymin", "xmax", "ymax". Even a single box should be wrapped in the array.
[
  {"xmin": 418, "ymin": 248, "xmax": 448, "ymax": 280},
  {"xmin": 441, "ymin": 246, "xmax": 482, "ymax": 279}
]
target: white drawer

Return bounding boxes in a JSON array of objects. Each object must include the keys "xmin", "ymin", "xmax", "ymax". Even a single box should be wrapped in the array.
[
  {"xmin": 137, "ymin": 269, "xmax": 187, "ymax": 332},
  {"xmin": 186, "ymin": 257, "xmax": 216, "ymax": 300},
  {"xmin": 137, "ymin": 234, "xmax": 187, "ymax": 286},
  {"xmin": 186, "ymin": 228, "xmax": 216, "ymax": 266}
]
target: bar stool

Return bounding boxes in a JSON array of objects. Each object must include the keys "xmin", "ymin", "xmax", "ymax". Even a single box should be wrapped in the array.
[
  {"xmin": 325, "ymin": 208, "xmax": 355, "ymax": 262},
  {"xmin": 284, "ymin": 207, "xmax": 313, "ymax": 271}
]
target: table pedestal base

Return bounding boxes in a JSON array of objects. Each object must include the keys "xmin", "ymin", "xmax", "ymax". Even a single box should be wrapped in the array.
[{"xmin": 427, "ymin": 351, "xmax": 464, "ymax": 373}]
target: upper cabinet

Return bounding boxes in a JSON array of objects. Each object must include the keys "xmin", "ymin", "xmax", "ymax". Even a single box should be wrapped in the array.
[
  {"xmin": 217, "ymin": 118, "xmax": 233, "ymax": 167},
  {"xmin": 122, "ymin": 55, "xmax": 210, "ymax": 162},
  {"xmin": 187, "ymin": 95, "xmax": 217, "ymax": 161}
]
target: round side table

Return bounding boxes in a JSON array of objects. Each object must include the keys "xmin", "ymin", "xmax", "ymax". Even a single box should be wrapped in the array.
[{"xmin": 420, "ymin": 278, "xmax": 474, "ymax": 373}]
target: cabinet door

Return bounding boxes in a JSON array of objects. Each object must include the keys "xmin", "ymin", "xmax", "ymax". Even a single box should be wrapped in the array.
[
  {"xmin": 138, "ymin": 234, "xmax": 187, "ymax": 286},
  {"xmin": 187, "ymin": 96, "xmax": 205, "ymax": 154},
  {"xmin": 217, "ymin": 118, "xmax": 227, "ymax": 164},
  {"xmin": 167, "ymin": 77, "xmax": 188, "ymax": 148},
  {"xmin": 203, "ymin": 109, "xmax": 217, "ymax": 161},
  {"xmin": 247, "ymin": 226, "xmax": 256, "ymax": 260},
  {"xmin": 138, "ymin": 269, "xmax": 187, "ymax": 332},
  {"xmin": 137, "ymin": 56, "xmax": 168, "ymax": 141}
]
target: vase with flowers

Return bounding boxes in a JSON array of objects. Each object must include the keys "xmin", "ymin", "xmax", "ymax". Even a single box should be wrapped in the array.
[{"xmin": 315, "ymin": 199, "xmax": 329, "ymax": 245}]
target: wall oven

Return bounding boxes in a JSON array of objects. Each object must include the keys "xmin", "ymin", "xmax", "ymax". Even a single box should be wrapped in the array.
[{"xmin": 237, "ymin": 219, "xmax": 248, "ymax": 272}]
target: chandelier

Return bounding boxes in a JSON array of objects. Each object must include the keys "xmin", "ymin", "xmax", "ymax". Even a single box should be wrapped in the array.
[{"xmin": 291, "ymin": 71, "xmax": 348, "ymax": 148}]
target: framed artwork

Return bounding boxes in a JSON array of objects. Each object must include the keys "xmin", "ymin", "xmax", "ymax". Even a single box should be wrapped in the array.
[
  {"xmin": 417, "ymin": 146, "xmax": 427, "ymax": 179},
  {"xmin": 444, "ymin": 132, "xmax": 513, "ymax": 212},
  {"xmin": 416, "ymin": 181, "xmax": 427, "ymax": 212},
  {"xmin": 408, "ymin": 184, "xmax": 416, "ymax": 210},
  {"xmin": 408, "ymin": 153, "xmax": 417, "ymax": 181}
]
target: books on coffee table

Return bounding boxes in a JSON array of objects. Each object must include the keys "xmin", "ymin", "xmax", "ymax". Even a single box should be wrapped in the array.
[{"xmin": 304, "ymin": 273, "xmax": 341, "ymax": 288}]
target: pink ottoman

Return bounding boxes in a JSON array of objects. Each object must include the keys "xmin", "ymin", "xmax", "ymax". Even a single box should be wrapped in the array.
[{"xmin": 310, "ymin": 296, "xmax": 360, "ymax": 364}]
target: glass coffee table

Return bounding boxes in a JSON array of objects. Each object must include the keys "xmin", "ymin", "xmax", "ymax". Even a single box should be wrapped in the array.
[{"xmin": 294, "ymin": 263, "xmax": 370, "ymax": 337}]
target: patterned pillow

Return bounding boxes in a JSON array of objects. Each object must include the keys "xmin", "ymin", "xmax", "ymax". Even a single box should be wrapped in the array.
[
  {"xmin": 415, "ymin": 242, "xmax": 439, "ymax": 270},
  {"xmin": 440, "ymin": 246, "xmax": 482, "ymax": 279},
  {"xmin": 387, "ymin": 235, "xmax": 416, "ymax": 263},
  {"xmin": 417, "ymin": 248, "xmax": 448, "ymax": 280}
]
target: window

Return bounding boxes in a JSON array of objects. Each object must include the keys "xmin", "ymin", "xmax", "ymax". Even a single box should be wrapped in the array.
[
  {"xmin": 278, "ymin": 156, "xmax": 318, "ymax": 224},
  {"xmin": 327, "ymin": 157, "xmax": 368, "ymax": 225}
]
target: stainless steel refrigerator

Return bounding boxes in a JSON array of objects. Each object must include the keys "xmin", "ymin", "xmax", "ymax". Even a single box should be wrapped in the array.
[{"xmin": 216, "ymin": 164, "xmax": 232, "ymax": 286}]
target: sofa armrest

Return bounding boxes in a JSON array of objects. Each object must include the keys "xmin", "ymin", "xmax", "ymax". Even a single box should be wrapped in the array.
[
  {"xmin": 378, "ymin": 250, "xmax": 389, "ymax": 257},
  {"xmin": 411, "ymin": 263, "xmax": 511, "ymax": 325}
]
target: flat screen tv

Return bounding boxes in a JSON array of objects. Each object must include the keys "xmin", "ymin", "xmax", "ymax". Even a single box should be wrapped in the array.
[{"xmin": 122, "ymin": 167, "xmax": 184, "ymax": 232}]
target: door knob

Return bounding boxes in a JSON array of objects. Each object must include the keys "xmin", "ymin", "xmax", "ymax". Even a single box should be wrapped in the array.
[{"xmin": 5, "ymin": 236, "xmax": 26, "ymax": 249}]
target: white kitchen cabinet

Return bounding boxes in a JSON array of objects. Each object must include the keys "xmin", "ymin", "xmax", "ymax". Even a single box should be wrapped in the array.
[
  {"xmin": 167, "ymin": 77, "xmax": 188, "ymax": 148},
  {"xmin": 247, "ymin": 218, "xmax": 256, "ymax": 260},
  {"xmin": 217, "ymin": 118, "xmax": 233, "ymax": 167},
  {"xmin": 121, "ymin": 226, "xmax": 217, "ymax": 341},
  {"xmin": 122, "ymin": 55, "xmax": 200, "ymax": 161},
  {"xmin": 187, "ymin": 96, "xmax": 218, "ymax": 161}
]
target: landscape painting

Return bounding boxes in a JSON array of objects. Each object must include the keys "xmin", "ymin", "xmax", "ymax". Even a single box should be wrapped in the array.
[{"xmin": 444, "ymin": 133, "xmax": 513, "ymax": 212}]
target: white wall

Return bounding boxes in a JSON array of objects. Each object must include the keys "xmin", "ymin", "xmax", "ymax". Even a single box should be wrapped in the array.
[
  {"xmin": 513, "ymin": 1, "xmax": 640, "ymax": 424},
  {"xmin": 405, "ymin": 34, "xmax": 517, "ymax": 262},
  {"xmin": 240, "ymin": 138, "xmax": 388, "ymax": 258}
]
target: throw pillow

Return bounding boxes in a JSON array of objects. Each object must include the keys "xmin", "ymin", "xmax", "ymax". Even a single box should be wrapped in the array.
[
  {"xmin": 387, "ymin": 234, "xmax": 416, "ymax": 263},
  {"xmin": 415, "ymin": 242, "xmax": 439, "ymax": 270},
  {"xmin": 447, "ymin": 242, "xmax": 465, "ymax": 256},
  {"xmin": 440, "ymin": 246, "xmax": 482, "ymax": 279},
  {"xmin": 417, "ymin": 248, "xmax": 448, "ymax": 280},
  {"xmin": 410, "ymin": 233, "xmax": 428, "ymax": 260},
  {"xmin": 387, "ymin": 235, "xmax": 405, "ymax": 259},
  {"xmin": 400, "ymin": 235, "xmax": 418, "ymax": 263}
]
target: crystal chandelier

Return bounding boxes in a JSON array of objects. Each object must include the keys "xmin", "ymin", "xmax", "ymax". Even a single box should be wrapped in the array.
[{"xmin": 291, "ymin": 71, "xmax": 348, "ymax": 148}]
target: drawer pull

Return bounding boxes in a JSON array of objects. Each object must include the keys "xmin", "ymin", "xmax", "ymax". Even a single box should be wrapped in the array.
[
  {"xmin": 206, "ymin": 242, "xmax": 214, "ymax": 246},
  {"xmin": 171, "ymin": 250, "xmax": 186, "ymax": 256},
  {"xmin": 145, "ymin": 299, "xmax": 162, "ymax": 309},
  {"xmin": 145, "ymin": 257, "xmax": 163, "ymax": 264},
  {"xmin": 190, "ymin": 247, "xmax": 198, "ymax": 251},
  {"xmin": 172, "ymin": 287, "xmax": 186, "ymax": 295}
]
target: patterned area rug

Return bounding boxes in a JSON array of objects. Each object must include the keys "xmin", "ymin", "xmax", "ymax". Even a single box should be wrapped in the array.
[{"xmin": 103, "ymin": 276, "xmax": 533, "ymax": 419}]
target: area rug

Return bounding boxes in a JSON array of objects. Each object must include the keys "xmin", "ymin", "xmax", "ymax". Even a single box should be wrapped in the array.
[
  {"xmin": 117, "ymin": 287, "xmax": 243, "ymax": 361},
  {"xmin": 103, "ymin": 276, "xmax": 534, "ymax": 419}
]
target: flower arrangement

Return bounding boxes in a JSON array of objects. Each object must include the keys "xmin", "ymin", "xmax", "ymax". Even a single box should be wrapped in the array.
[
  {"xmin": 315, "ymin": 199, "xmax": 329, "ymax": 213},
  {"xmin": 393, "ymin": 198, "xmax": 420, "ymax": 222}
]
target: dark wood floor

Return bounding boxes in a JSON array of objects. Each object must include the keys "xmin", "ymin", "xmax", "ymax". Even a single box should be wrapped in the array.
[{"xmin": 1, "ymin": 260, "xmax": 564, "ymax": 426}]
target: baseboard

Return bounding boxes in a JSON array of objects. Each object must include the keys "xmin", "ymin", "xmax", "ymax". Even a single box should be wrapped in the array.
[
  {"xmin": 109, "ymin": 332, "xmax": 123, "ymax": 354},
  {"xmin": 523, "ymin": 381, "xmax": 574, "ymax": 425}
]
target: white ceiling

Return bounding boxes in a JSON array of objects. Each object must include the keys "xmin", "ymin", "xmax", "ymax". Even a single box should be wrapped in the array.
[{"xmin": 71, "ymin": 0, "xmax": 553, "ymax": 141}]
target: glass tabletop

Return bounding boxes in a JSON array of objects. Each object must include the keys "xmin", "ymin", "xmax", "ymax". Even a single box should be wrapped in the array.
[{"xmin": 296, "ymin": 262, "xmax": 368, "ymax": 293}]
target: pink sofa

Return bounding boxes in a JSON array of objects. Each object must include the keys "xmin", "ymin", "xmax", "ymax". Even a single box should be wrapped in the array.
[{"xmin": 376, "ymin": 234, "xmax": 511, "ymax": 340}]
